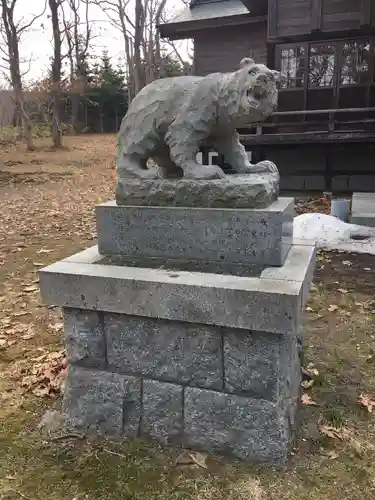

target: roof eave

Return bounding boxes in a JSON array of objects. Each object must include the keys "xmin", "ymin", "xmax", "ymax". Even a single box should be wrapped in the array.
[{"xmin": 158, "ymin": 14, "xmax": 267, "ymax": 40}]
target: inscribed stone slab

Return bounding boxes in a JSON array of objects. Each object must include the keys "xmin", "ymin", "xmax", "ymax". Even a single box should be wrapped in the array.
[{"xmin": 96, "ymin": 198, "xmax": 294, "ymax": 267}]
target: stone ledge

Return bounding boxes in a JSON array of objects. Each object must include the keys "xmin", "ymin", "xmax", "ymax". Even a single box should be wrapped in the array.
[{"xmin": 39, "ymin": 247, "xmax": 316, "ymax": 334}]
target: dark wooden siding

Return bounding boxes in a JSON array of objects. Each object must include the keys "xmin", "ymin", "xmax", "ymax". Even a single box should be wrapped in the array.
[
  {"xmin": 269, "ymin": 0, "xmax": 312, "ymax": 38},
  {"xmin": 268, "ymin": 0, "xmax": 375, "ymax": 39},
  {"xmin": 194, "ymin": 22, "xmax": 267, "ymax": 75},
  {"xmin": 321, "ymin": 0, "xmax": 361, "ymax": 32}
]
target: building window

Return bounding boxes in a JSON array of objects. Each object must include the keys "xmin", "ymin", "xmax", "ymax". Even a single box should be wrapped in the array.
[
  {"xmin": 341, "ymin": 41, "xmax": 370, "ymax": 85},
  {"xmin": 279, "ymin": 46, "xmax": 305, "ymax": 89},
  {"xmin": 277, "ymin": 38, "xmax": 375, "ymax": 92},
  {"xmin": 308, "ymin": 43, "xmax": 336, "ymax": 87}
]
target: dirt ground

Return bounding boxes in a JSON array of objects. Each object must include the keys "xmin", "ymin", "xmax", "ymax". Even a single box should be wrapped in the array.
[{"xmin": 1, "ymin": 135, "xmax": 375, "ymax": 500}]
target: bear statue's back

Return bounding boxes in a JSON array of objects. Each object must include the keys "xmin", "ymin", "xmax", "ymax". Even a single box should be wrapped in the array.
[{"xmin": 119, "ymin": 76, "xmax": 205, "ymax": 140}]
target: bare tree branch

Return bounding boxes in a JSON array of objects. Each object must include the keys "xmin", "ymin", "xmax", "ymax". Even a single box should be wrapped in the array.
[{"xmin": 0, "ymin": 0, "xmax": 42, "ymax": 150}]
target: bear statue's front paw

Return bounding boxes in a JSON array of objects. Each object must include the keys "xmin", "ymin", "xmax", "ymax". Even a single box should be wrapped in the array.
[
  {"xmin": 182, "ymin": 162, "xmax": 226, "ymax": 180},
  {"xmin": 250, "ymin": 160, "xmax": 278, "ymax": 174}
]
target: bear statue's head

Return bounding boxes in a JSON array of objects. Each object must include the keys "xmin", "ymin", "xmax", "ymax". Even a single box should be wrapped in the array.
[{"xmin": 222, "ymin": 58, "xmax": 280, "ymax": 125}]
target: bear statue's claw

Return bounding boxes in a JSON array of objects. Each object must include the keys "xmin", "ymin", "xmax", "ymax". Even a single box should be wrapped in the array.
[
  {"xmin": 248, "ymin": 160, "xmax": 278, "ymax": 175},
  {"xmin": 182, "ymin": 163, "xmax": 226, "ymax": 180}
]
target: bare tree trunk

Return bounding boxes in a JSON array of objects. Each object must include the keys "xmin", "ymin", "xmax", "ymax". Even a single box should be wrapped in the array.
[
  {"xmin": 1, "ymin": 0, "xmax": 35, "ymax": 150},
  {"xmin": 49, "ymin": 0, "xmax": 63, "ymax": 147},
  {"xmin": 154, "ymin": 0, "xmax": 167, "ymax": 80},
  {"xmin": 64, "ymin": 0, "xmax": 92, "ymax": 133},
  {"xmin": 134, "ymin": 0, "xmax": 144, "ymax": 94}
]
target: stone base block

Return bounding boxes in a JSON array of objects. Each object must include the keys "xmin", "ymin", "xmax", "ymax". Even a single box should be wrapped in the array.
[
  {"xmin": 95, "ymin": 198, "xmax": 294, "ymax": 267},
  {"xmin": 40, "ymin": 239, "xmax": 315, "ymax": 465},
  {"xmin": 183, "ymin": 387, "xmax": 291, "ymax": 463},
  {"xmin": 62, "ymin": 359, "xmax": 299, "ymax": 464},
  {"xmin": 351, "ymin": 192, "xmax": 375, "ymax": 227},
  {"xmin": 115, "ymin": 172, "xmax": 279, "ymax": 209}
]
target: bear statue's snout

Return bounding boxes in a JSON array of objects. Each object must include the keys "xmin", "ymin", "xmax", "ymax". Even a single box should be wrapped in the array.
[{"xmin": 256, "ymin": 73, "xmax": 268, "ymax": 85}]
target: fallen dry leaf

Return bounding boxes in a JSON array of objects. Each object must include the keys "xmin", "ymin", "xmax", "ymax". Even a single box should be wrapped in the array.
[
  {"xmin": 175, "ymin": 450, "xmax": 208, "ymax": 468},
  {"xmin": 23, "ymin": 285, "xmax": 39, "ymax": 293},
  {"xmin": 21, "ymin": 333, "xmax": 35, "ymax": 340},
  {"xmin": 337, "ymin": 288, "xmax": 348, "ymax": 294},
  {"xmin": 328, "ymin": 304, "xmax": 339, "ymax": 312},
  {"xmin": 319, "ymin": 424, "xmax": 351, "ymax": 441},
  {"xmin": 358, "ymin": 393, "xmax": 375, "ymax": 413},
  {"xmin": 306, "ymin": 363, "xmax": 319, "ymax": 376},
  {"xmin": 342, "ymin": 260, "xmax": 352, "ymax": 266},
  {"xmin": 12, "ymin": 311, "xmax": 29, "ymax": 317},
  {"xmin": 301, "ymin": 393, "xmax": 317, "ymax": 406},
  {"xmin": 49, "ymin": 322, "xmax": 63, "ymax": 333},
  {"xmin": 301, "ymin": 379, "xmax": 314, "ymax": 389},
  {"xmin": 20, "ymin": 349, "xmax": 67, "ymax": 398}
]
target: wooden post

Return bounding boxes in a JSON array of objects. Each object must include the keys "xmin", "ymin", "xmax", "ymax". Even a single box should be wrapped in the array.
[
  {"xmin": 360, "ymin": 0, "xmax": 371, "ymax": 26},
  {"xmin": 311, "ymin": 0, "xmax": 322, "ymax": 31},
  {"xmin": 267, "ymin": 0, "xmax": 277, "ymax": 39}
]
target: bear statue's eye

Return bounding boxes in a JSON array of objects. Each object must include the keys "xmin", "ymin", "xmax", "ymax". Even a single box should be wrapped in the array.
[{"xmin": 248, "ymin": 68, "xmax": 257, "ymax": 76}]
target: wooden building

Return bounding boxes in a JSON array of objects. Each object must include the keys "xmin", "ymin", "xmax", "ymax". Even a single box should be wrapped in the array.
[{"xmin": 158, "ymin": 0, "xmax": 375, "ymax": 192}]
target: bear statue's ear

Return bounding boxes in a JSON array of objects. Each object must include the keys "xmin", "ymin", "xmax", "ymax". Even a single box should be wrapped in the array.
[
  {"xmin": 271, "ymin": 70, "xmax": 280, "ymax": 82},
  {"xmin": 240, "ymin": 57, "xmax": 255, "ymax": 68}
]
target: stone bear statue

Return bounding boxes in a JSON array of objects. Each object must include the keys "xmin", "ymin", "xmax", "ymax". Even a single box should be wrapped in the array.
[{"xmin": 117, "ymin": 58, "xmax": 280, "ymax": 181}]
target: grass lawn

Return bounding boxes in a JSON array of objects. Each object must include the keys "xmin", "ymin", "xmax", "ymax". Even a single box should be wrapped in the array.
[{"xmin": 1, "ymin": 135, "xmax": 375, "ymax": 499}]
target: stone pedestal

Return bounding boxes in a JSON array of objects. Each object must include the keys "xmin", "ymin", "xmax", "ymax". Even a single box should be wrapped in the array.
[{"xmin": 39, "ymin": 196, "xmax": 315, "ymax": 466}]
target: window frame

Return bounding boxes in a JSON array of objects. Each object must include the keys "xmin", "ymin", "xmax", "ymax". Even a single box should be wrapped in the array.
[{"xmin": 275, "ymin": 37, "xmax": 375, "ymax": 93}]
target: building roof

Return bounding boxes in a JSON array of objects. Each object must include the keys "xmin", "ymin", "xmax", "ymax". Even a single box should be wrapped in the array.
[{"xmin": 170, "ymin": 0, "xmax": 249, "ymax": 24}]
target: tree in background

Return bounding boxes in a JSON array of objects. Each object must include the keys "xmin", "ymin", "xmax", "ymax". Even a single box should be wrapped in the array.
[
  {"xmin": 0, "ymin": 0, "xmax": 46, "ymax": 150},
  {"xmin": 87, "ymin": 50, "xmax": 127, "ymax": 132},
  {"xmin": 92, "ymin": 0, "xmax": 190, "ymax": 101},
  {"xmin": 48, "ymin": 0, "xmax": 64, "ymax": 147},
  {"xmin": 62, "ymin": 0, "xmax": 93, "ymax": 133}
]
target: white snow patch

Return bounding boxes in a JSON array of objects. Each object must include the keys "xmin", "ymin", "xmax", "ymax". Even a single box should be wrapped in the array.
[{"xmin": 294, "ymin": 213, "xmax": 375, "ymax": 255}]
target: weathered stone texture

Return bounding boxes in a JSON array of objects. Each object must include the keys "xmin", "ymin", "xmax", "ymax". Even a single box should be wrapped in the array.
[
  {"xmin": 63, "ymin": 308, "xmax": 105, "ymax": 369},
  {"xmin": 183, "ymin": 387, "xmax": 289, "ymax": 464},
  {"xmin": 104, "ymin": 313, "xmax": 223, "ymax": 390},
  {"xmin": 39, "ymin": 260, "xmax": 303, "ymax": 334},
  {"xmin": 62, "ymin": 365, "xmax": 141, "ymax": 436},
  {"xmin": 96, "ymin": 198, "xmax": 294, "ymax": 267},
  {"xmin": 223, "ymin": 329, "xmax": 301, "ymax": 404},
  {"xmin": 224, "ymin": 330, "xmax": 282, "ymax": 401},
  {"xmin": 115, "ymin": 173, "xmax": 279, "ymax": 209},
  {"xmin": 142, "ymin": 380, "xmax": 183, "ymax": 445}
]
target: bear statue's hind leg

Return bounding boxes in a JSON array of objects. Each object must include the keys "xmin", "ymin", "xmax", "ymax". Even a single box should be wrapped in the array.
[
  {"xmin": 153, "ymin": 157, "xmax": 183, "ymax": 179},
  {"xmin": 165, "ymin": 129, "xmax": 225, "ymax": 180},
  {"xmin": 152, "ymin": 144, "xmax": 183, "ymax": 179},
  {"xmin": 117, "ymin": 150, "xmax": 158, "ymax": 180}
]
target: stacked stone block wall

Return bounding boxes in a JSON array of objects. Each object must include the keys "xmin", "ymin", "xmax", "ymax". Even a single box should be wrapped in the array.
[{"xmin": 63, "ymin": 307, "xmax": 301, "ymax": 464}]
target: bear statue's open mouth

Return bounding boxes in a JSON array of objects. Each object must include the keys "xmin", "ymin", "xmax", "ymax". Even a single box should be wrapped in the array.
[{"xmin": 247, "ymin": 86, "xmax": 266, "ymax": 101}]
